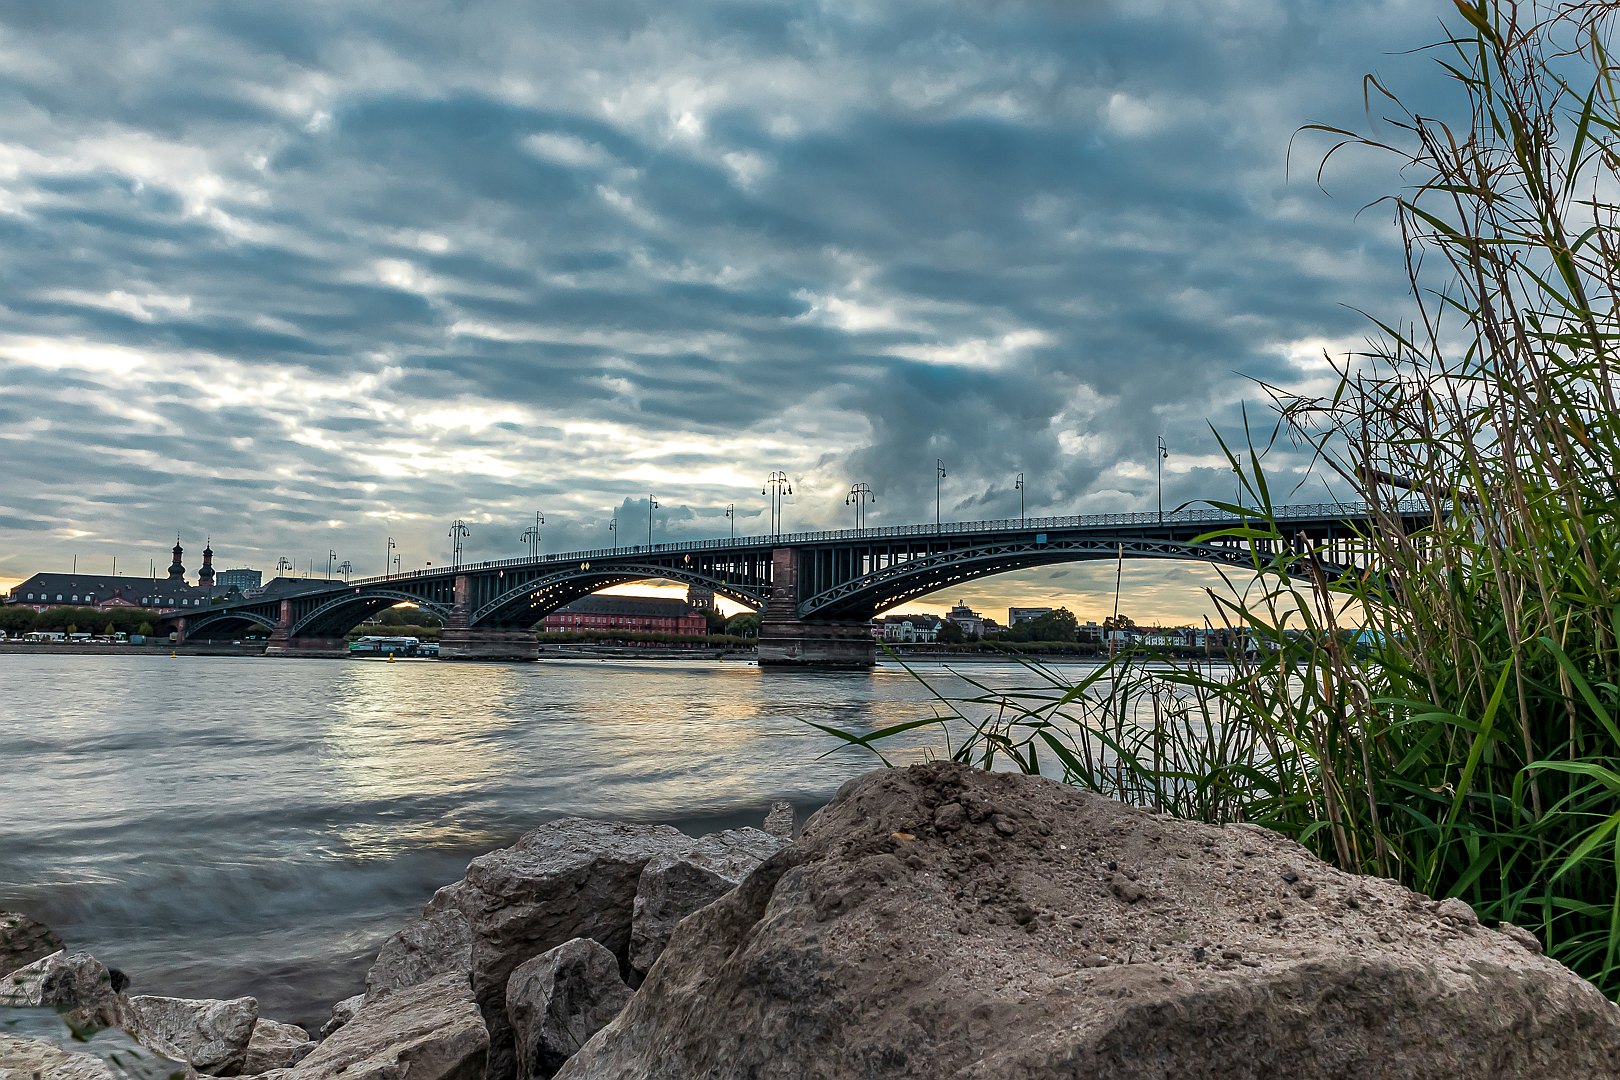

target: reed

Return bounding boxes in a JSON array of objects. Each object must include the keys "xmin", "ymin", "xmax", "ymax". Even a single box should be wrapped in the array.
[{"xmin": 816, "ymin": 0, "xmax": 1620, "ymax": 994}]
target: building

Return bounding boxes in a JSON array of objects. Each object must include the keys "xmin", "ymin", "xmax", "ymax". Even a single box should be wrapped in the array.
[
  {"xmin": 1008, "ymin": 606, "xmax": 1053, "ymax": 625},
  {"xmin": 542, "ymin": 595, "xmax": 707, "ymax": 635},
  {"xmin": 216, "ymin": 568, "xmax": 263, "ymax": 593},
  {"xmin": 880, "ymin": 615, "xmax": 942, "ymax": 643},
  {"xmin": 685, "ymin": 584, "xmax": 716, "ymax": 610},
  {"xmin": 4, "ymin": 540, "xmax": 238, "ymax": 612},
  {"xmin": 945, "ymin": 600, "xmax": 985, "ymax": 639}
]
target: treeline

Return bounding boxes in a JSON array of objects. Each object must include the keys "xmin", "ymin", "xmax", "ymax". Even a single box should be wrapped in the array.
[
  {"xmin": 536, "ymin": 630, "xmax": 757, "ymax": 647},
  {"xmin": 0, "ymin": 606, "xmax": 157, "ymax": 637}
]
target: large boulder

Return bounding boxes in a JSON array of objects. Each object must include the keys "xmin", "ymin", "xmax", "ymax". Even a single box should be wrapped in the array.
[
  {"xmin": 506, "ymin": 939, "xmax": 632, "ymax": 1079},
  {"xmin": 289, "ymin": 971, "xmax": 486, "ymax": 1080},
  {"xmin": 414, "ymin": 818, "xmax": 697, "ymax": 1079},
  {"xmin": 0, "ymin": 912, "xmax": 65, "ymax": 978},
  {"xmin": 762, "ymin": 802, "xmax": 796, "ymax": 840},
  {"xmin": 629, "ymin": 829, "xmax": 783, "ymax": 976},
  {"xmin": 558, "ymin": 762, "xmax": 1620, "ymax": 1079},
  {"xmin": 240, "ymin": 1018, "xmax": 315, "ymax": 1074},
  {"xmin": 365, "ymin": 909, "xmax": 474, "ymax": 1002},
  {"xmin": 0, "ymin": 950, "xmax": 127, "ymax": 1029},
  {"xmin": 125, "ymin": 994, "xmax": 258, "ymax": 1076},
  {"xmin": 318, "ymin": 994, "xmax": 363, "ymax": 1039}
]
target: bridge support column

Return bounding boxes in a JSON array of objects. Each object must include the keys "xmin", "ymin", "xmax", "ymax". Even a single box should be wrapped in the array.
[
  {"xmin": 439, "ymin": 627, "xmax": 540, "ymax": 662},
  {"xmin": 758, "ymin": 548, "xmax": 875, "ymax": 668}
]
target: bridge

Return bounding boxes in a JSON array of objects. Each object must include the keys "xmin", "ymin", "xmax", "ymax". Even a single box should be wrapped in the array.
[{"xmin": 160, "ymin": 502, "xmax": 1423, "ymax": 666}]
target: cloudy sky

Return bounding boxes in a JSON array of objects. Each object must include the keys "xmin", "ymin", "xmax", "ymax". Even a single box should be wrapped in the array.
[{"xmin": 0, "ymin": 0, "xmax": 1451, "ymax": 622}]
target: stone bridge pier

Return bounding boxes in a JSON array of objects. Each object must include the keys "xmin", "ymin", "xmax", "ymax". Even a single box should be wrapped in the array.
[
  {"xmin": 758, "ymin": 548, "xmax": 875, "ymax": 668},
  {"xmin": 439, "ymin": 574, "xmax": 540, "ymax": 661}
]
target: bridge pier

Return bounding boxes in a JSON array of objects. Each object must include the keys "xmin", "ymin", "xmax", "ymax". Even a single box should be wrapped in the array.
[
  {"xmin": 439, "ymin": 627, "xmax": 540, "ymax": 662},
  {"xmin": 757, "ymin": 548, "xmax": 875, "ymax": 668}
]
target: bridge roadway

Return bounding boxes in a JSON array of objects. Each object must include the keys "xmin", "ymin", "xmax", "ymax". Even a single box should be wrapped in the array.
[{"xmin": 162, "ymin": 502, "xmax": 1423, "ymax": 666}]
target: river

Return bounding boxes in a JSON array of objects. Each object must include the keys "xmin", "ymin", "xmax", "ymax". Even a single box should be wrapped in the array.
[{"xmin": 0, "ymin": 651, "xmax": 1080, "ymax": 1029}]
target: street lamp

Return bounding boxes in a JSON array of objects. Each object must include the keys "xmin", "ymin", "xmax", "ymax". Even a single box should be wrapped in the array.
[
  {"xmin": 393, "ymin": 553, "xmax": 401, "ymax": 575},
  {"xmin": 648, "ymin": 496, "xmax": 659, "ymax": 548},
  {"xmin": 608, "ymin": 514, "xmax": 618, "ymax": 553},
  {"xmin": 327, "ymin": 549, "xmax": 337, "ymax": 580},
  {"xmin": 725, "ymin": 503, "xmax": 734, "ymax": 541},
  {"xmin": 276, "ymin": 556, "xmax": 292, "ymax": 577},
  {"xmin": 386, "ymin": 536, "xmax": 397, "ymax": 578},
  {"xmin": 763, "ymin": 471, "xmax": 792, "ymax": 538},
  {"xmin": 448, "ymin": 519, "xmax": 470, "ymax": 571},
  {"xmin": 521, "ymin": 511, "xmax": 544, "ymax": 560},
  {"xmin": 1157, "ymin": 435, "xmax": 1169, "ymax": 524},
  {"xmin": 1015, "ymin": 472, "xmax": 1025, "ymax": 527},
  {"xmin": 935, "ymin": 459, "xmax": 948, "ymax": 532},
  {"xmin": 337, "ymin": 560, "xmax": 353, "ymax": 583},
  {"xmin": 846, "ymin": 483, "xmax": 874, "ymax": 530}
]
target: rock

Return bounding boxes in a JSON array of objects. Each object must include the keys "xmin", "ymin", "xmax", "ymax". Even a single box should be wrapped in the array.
[
  {"xmin": 125, "ymin": 994, "xmax": 258, "ymax": 1076},
  {"xmin": 629, "ymin": 829, "xmax": 783, "ymax": 976},
  {"xmin": 557, "ymin": 762, "xmax": 1620, "ymax": 1080},
  {"xmin": 365, "ymin": 909, "xmax": 473, "ymax": 1001},
  {"xmin": 0, "ymin": 1009, "xmax": 195, "ymax": 1080},
  {"xmin": 290, "ymin": 971, "xmax": 486, "ymax": 1080},
  {"xmin": 506, "ymin": 939, "xmax": 632, "ymax": 1079},
  {"xmin": 0, "ymin": 912, "xmax": 65, "ymax": 978},
  {"xmin": 418, "ymin": 818, "xmax": 697, "ymax": 1080},
  {"xmin": 762, "ymin": 802, "xmax": 796, "ymax": 840},
  {"xmin": 0, "ymin": 950, "xmax": 127, "ymax": 1029},
  {"xmin": 240, "ymin": 1018, "xmax": 314, "ymax": 1074},
  {"xmin": 318, "ymin": 994, "xmax": 363, "ymax": 1039}
]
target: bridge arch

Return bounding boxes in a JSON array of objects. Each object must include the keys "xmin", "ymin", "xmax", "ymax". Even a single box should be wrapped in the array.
[
  {"xmin": 472, "ymin": 563, "xmax": 768, "ymax": 627},
  {"xmin": 800, "ymin": 536, "xmax": 1280, "ymax": 619},
  {"xmin": 179, "ymin": 609, "xmax": 280, "ymax": 639},
  {"xmin": 290, "ymin": 589, "xmax": 457, "ymax": 638}
]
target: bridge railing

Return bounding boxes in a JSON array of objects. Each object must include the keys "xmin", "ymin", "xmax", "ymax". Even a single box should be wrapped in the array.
[{"xmin": 343, "ymin": 500, "xmax": 1431, "ymax": 589}]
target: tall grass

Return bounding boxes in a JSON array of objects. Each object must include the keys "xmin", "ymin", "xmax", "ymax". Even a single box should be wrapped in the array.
[{"xmin": 818, "ymin": 0, "xmax": 1620, "ymax": 995}]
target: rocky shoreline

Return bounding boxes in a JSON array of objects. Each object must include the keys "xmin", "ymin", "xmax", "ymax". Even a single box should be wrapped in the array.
[{"xmin": 5, "ymin": 764, "xmax": 1620, "ymax": 1078}]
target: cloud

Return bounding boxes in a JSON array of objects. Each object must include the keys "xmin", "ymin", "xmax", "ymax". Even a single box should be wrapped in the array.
[{"xmin": 0, "ymin": 0, "xmax": 1446, "ymax": 618}]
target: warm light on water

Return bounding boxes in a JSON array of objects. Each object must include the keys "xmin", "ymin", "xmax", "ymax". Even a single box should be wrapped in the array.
[{"xmin": 0, "ymin": 652, "xmax": 1092, "ymax": 1026}]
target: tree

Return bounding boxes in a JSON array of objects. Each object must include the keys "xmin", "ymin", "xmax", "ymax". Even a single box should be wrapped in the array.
[
  {"xmin": 102, "ymin": 622, "xmax": 115, "ymax": 637},
  {"xmin": 725, "ymin": 612, "xmax": 761, "ymax": 638},
  {"xmin": 0, "ymin": 607, "xmax": 35, "ymax": 635},
  {"xmin": 702, "ymin": 608, "xmax": 729, "ymax": 635},
  {"xmin": 937, "ymin": 620, "xmax": 966, "ymax": 645}
]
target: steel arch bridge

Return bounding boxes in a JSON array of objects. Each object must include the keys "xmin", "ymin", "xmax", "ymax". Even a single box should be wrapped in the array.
[{"xmin": 159, "ymin": 502, "xmax": 1427, "ymax": 662}]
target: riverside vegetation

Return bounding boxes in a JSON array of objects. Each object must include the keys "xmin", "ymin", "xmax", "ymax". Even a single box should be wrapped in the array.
[{"xmin": 825, "ymin": 0, "xmax": 1620, "ymax": 998}]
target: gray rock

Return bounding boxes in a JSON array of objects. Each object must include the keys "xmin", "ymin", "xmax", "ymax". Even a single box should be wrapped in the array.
[
  {"xmin": 557, "ymin": 762, "xmax": 1620, "ymax": 1080},
  {"xmin": 0, "ymin": 912, "xmax": 65, "ymax": 978},
  {"xmin": 0, "ymin": 1009, "xmax": 195, "ymax": 1080},
  {"xmin": 420, "ymin": 818, "xmax": 696, "ymax": 1080},
  {"xmin": 762, "ymin": 802, "xmax": 795, "ymax": 840},
  {"xmin": 364, "ymin": 909, "xmax": 473, "ymax": 1002},
  {"xmin": 317, "ymin": 994, "xmax": 363, "ymax": 1040},
  {"xmin": 629, "ymin": 829, "xmax": 783, "ymax": 976},
  {"xmin": 290, "ymin": 971, "xmax": 486, "ymax": 1080},
  {"xmin": 125, "ymin": 995, "xmax": 258, "ymax": 1076},
  {"xmin": 0, "ymin": 950, "xmax": 127, "ymax": 1029},
  {"xmin": 506, "ymin": 939, "xmax": 632, "ymax": 1079},
  {"xmin": 240, "ymin": 1018, "xmax": 314, "ymax": 1074}
]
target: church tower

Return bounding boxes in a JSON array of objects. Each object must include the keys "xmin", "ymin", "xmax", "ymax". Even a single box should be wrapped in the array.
[
  {"xmin": 167, "ymin": 538, "xmax": 186, "ymax": 582},
  {"xmin": 198, "ymin": 539, "xmax": 216, "ymax": 590}
]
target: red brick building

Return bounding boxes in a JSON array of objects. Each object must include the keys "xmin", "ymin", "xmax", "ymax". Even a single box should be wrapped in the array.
[{"xmin": 543, "ymin": 595, "xmax": 707, "ymax": 635}]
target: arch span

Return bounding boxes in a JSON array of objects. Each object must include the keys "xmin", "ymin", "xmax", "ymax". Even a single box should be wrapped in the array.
[
  {"xmin": 800, "ymin": 536, "xmax": 1299, "ymax": 619},
  {"xmin": 472, "ymin": 563, "xmax": 768, "ymax": 627},
  {"xmin": 290, "ymin": 590, "xmax": 456, "ymax": 638},
  {"xmin": 180, "ymin": 610, "xmax": 280, "ymax": 639}
]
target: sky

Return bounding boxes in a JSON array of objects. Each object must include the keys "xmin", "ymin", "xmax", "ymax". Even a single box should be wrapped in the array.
[{"xmin": 0, "ymin": 0, "xmax": 1455, "ymax": 623}]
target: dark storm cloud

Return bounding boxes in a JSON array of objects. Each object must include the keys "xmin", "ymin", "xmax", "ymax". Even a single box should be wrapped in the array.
[{"xmin": 0, "ymin": 0, "xmax": 1447, "ymax": 607}]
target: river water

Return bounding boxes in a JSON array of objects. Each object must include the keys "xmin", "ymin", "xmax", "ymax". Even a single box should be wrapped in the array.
[{"xmin": 0, "ymin": 652, "xmax": 1077, "ymax": 1029}]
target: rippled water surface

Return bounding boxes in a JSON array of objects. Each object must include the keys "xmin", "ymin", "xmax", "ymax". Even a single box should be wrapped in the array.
[{"xmin": 0, "ymin": 652, "xmax": 1067, "ymax": 1027}]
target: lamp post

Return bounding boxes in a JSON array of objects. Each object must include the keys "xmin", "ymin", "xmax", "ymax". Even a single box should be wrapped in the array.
[
  {"xmin": 337, "ymin": 560, "xmax": 352, "ymax": 583},
  {"xmin": 386, "ymin": 536, "xmax": 397, "ymax": 578},
  {"xmin": 393, "ymin": 553, "xmax": 401, "ymax": 575},
  {"xmin": 608, "ymin": 514, "xmax": 617, "ymax": 553},
  {"xmin": 846, "ymin": 483, "xmax": 874, "ymax": 530},
  {"xmin": 1157, "ymin": 435, "xmax": 1168, "ymax": 524},
  {"xmin": 935, "ymin": 458, "xmax": 947, "ymax": 532},
  {"xmin": 448, "ymin": 519, "xmax": 470, "ymax": 571},
  {"xmin": 763, "ymin": 471, "xmax": 792, "ymax": 539},
  {"xmin": 1015, "ymin": 472, "xmax": 1025, "ymax": 527},
  {"xmin": 648, "ymin": 496, "xmax": 658, "ymax": 548},
  {"xmin": 276, "ymin": 556, "xmax": 292, "ymax": 577},
  {"xmin": 327, "ymin": 549, "xmax": 337, "ymax": 580},
  {"xmin": 725, "ymin": 503, "xmax": 734, "ymax": 541},
  {"xmin": 520, "ymin": 511, "xmax": 544, "ymax": 560}
]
